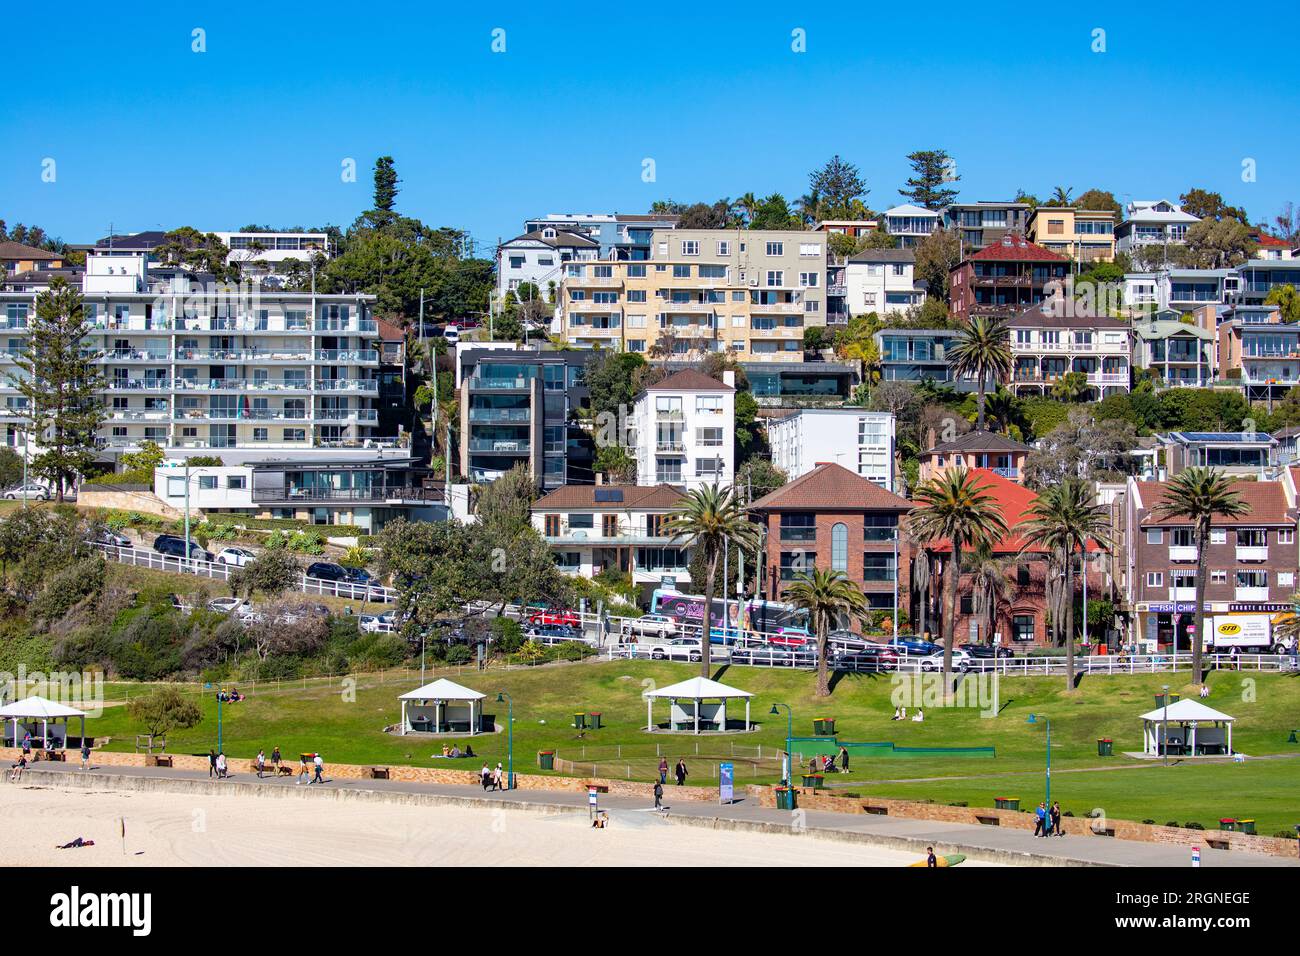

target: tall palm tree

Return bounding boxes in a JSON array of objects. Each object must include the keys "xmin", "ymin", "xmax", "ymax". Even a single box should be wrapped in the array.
[
  {"xmin": 907, "ymin": 469, "xmax": 1009, "ymax": 691},
  {"xmin": 794, "ymin": 191, "xmax": 823, "ymax": 228},
  {"xmin": 1272, "ymin": 592, "xmax": 1300, "ymax": 651},
  {"xmin": 735, "ymin": 192, "xmax": 759, "ymax": 226},
  {"xmin": 949, "ymin": 315, "xmax": 1013, "ymax": 430},
  {"xmin": 1019, "ymin": 479, "xmax": 1113, "ymax": 689},
  {"xmin": 664, "ymin": 484, "xmax": 760, "ymax": 677},
  {"xmin": 1049, "ymin": 186, "xmax": 1074, "ymax": 207},
  {"xmin": 982, "ymin": 386, "xmax": 1021, "ymax": 435},
  {"xmin": 784, "ymin": 568, "xmax": 869, "ymax": 697},
  {"xmin": 963, "ymin": 541, "xmax": 1015, "ymax": 645},
  {"xmin": 1153, "ymin": 467, "xmax": 1247, "ymax": 683},
  {"xmin": 911, "ymin": 550, "xmax": 931, "ymax": 639},
  {"xmin": 1050, "ymin": 370, "xmax": 1089, "ymax": 403}
]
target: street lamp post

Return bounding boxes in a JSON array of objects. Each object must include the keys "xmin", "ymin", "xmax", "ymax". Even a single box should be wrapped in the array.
[
  {"xmin": 1161, "ymin": 683, "xmax": 1169, "ymax": 767},
  {"xmin": 1027, "ymin": 713, "xmax": 1051, "ymax": 808},
  {"xmin": 769, "ymin": 702, "xmax": 793, "ymax": 787},
  {"xmin": 496, "ymin": 691, "xmax": 514, "ymax": 790}
]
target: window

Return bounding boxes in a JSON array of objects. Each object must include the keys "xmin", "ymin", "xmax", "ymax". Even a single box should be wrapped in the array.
[
  {"xmin": 765, "ymin": 241, "xmax": 784, "ymax": 256},
  {"xmin": 198, "ymin": 475, "xmax": 217, "ymax": 490},
  {"xmin": 166, "ymin": 477, "xmax": 185, "ymax": 497},
  {"xmin": 1236, "ymin": 570, "xmax": 1267, "ymax": 588},
  {"xmin": 681, "ymin": 240, "xmax": 699, "ymax": 256},
  {"xmin": 1012, "ymin": 615, "xmax": 1035, "ymax": 642},
  {"xmin": 226, "ymin": 476, "xmax": 246, "ymax": 490},
  {"xmin": 568, "ymin": 513, "xmax": 594, "ymax": 530},
  {"xmin": 694, "ymin": 457, "xmax": 722, "ymax": 478},
  {"xmin": 1146, "ymin": 572, "xmax": 1164, "ymax": 588},
  {"xmin": 1280, "ymin": 571, "xmax": 1295, "ymax": 588},
  {"xmin": 780, "ymin": 513, "xmax": 816, "ymax": 542},
  {"xmin": 628, "ymin": 339, "xmax": 646, "ymax": 353},
  {"xmin": 253, "ymin": 428, "xmax": 268, "ymax": 441},
  {"xmin": 798, "ymin": 242, "xmax": 821, "ymax": 257},
  {"xmin": 1145, "ymin": 528, "xmax": 1164, "ymax": 545},
  {"xmin": 696, "ymin": 395, "xmax": 723, "ymax": 414},
  {"xmin": 672, "ymin": 265, "xmax": 691, "ymax": 279},
  {"xmin": 716, "ymin": 240, "xmax": 731, "ymax": 256},
  {"xmin": 626, "ymin": 290, "xmax": 646, "ymax": 303},
  {"xmin": 799, "ymin": 272, "xmax": 819, "ymax": 287},
  {"xmin": 780, "ymin": 551, "xmax": 812, "ymax": 580},
  {"xmin": 283, "ymin": 428, "xmax": 306, "ymax": 441},
  {"xmin": 765, "ymin": 271, "xmax": 784, "ymax": 287},
  {"xmin": 602, "ymin": 514, "xmax": 619, "ymax": 537},
  {"xmin": 1210, "ymin": 529, "xmax": 1227, "ymax": 545},
  {"xmin": 1211, "ymin": 569, "xmax": 1227, "ymax": 584},
  {"xmin": 831, "ymin": 523, "xmax": 848, "ymax": 572},
  {"xmin": 697, "ymin": 427, "xmax": 723, "ymax": 447},
  {"xmin": 1279, "ymin": 529, "xmax": 1295, "ymax": 544},
  {"xmin": 862, "ymin": 514, "xmax": 897, "ymax": 541},
  {"xmin": 544, "ymin": 515, "xmax": 560, "ymax": 537},
  {"xmin": 862, "ymin": 554, "xmax": 896, "ymax": 582}
]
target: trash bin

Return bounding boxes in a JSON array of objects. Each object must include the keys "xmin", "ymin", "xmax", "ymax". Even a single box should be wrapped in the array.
[
  {"xmin": 813, "ymin": 717, "xmax": 836, "ymax": 736},
  {"xmin": 994, "ymin": 796, "xmax": 1020, "ymax": 811},
  {"xmin": 775, "ymin": 787, "xmax": 798, "ymax": 810},
  {"xmin": 573, "ymin": 713, "xmax": 587, "ymax": 729},
  {"xmin": 538, "ymin": 750, "xmax": 555, "ymax": 770},
  {"xmin": 1170, "ymin": 694, "xmax": 1181, "ymax": 703},
  {"xmin": 1218, "ymin": 817, "xmax": 1237, "ymax": 831},
  {"xmin": 1097, "ymin": 738, "xmax": 1114, "ymax": 756},
  {"xmin": 801, "ymin": 773, "xmax": 825, "ymax": 790},
  {"xmin": 588, "ymin": 712, "xmax": 602, "ymax": 729},
  {"xmin": 1238, "ymin": 819, "xmax": 1256, "ymax": 835},
  {"xmin": 1154, "ymin": 693, "xmax": 1168, "ymax": 707}
]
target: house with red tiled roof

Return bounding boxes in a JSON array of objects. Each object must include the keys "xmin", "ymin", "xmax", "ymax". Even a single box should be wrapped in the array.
[
  {"xmin": 948, "ymin": 233, "xmax": 1070, "ymax": 320},
  {"xmin": 1122, "ymin": 474, "xmax": 1299, "ymax": 653},
  {"xmin": 749, "ymin": 462, "xmax": 913, "ymax": 619},
  {"xmin": 531, "ymin": 484, "xmax": 690, "ymax": 593}
]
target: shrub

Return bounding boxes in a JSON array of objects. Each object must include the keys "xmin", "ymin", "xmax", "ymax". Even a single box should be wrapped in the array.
[
  {"xmin": 446, "ymin": 645, "xmax": 473, "ymax": 665},
  {"xmin": 1184, "ymin": 821, "xmax": 1205, "ymax": 830},
  {"xmin": 549, "ymin": 640, "xmax": 596, "ymax": 662},
  {"xmin": 490, "ymin": 616, "xmax": 524, "ymax": 654}
]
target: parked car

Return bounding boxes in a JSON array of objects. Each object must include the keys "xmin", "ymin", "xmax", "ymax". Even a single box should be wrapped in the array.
[
  {"xmin": 525, "ymin": 624, "xmax": 580, "ymax": 642},
  {"xmin": 526, "ymin": 608, "xmax": 581, "ymax": 629},
  {"xmin": 215, "ymin": 546, "xmax": 257, "ymax": 567},
  {"xmin": 359, "ymin": 613, "xmax": 396, "ymax": 634},
  {"xmin": 89, "ymin": 528, "xmax": 132, "ymax": 548},
  {"xmin": 621, "ymin": 614, "xmax": 678, "ymax": 638},
  {"xmin": 341, "ymin": 566, "xmax": 386, "ymax": 597},
  {"xmin": 833, "ymin": 644, "xmax": 900, "ymax": 671},
  {"xmin": 207, "ymin": 597, "xmax": 246, "ymax": 614},
  {"xmin": 152, "ymin": 534, "xmax": 213, "ymax": 563},
  {"xmin": 888, "ymin": 636, "xmax": 943, "ymax": 657},
  {"xmin": 827, "ymin": 629, "xmax": 872, "ymax": 653},
  {"xmin": 709, "ymin": 626, "xmax": 744, "ymax": 645},
  {"xmin": 3, "ymin": 483, "xmax": 49, "ymax": 500},
  {"xmin": 305, "ymin": 561, "xmax": 349, "ymax": 582},
  {"xmin": 730, "ymin": 645, "xmax": 810, "ymax": 667},
  {"xmin": 442, "ymin": 324, "xmax": 460, "ymax": 344},
  {"xmin": 958, "ymin": 642, "xmax": 1016, "ymax": 660},
  {"xmin": 650, "ymin": 639, "xmax": 703, "ymax": 663},
  {"xmin": 916, "ymin": 648, "xmax": 973, "ymax": 673}
]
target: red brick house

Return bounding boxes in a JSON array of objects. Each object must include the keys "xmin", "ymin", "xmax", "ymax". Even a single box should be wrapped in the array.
[
  {"xmin": 749, "ymin": 462, "xmax": 912, "ymax": 620},
  {"xmin": 948, "ymin": 234, "xmax": 1070, "ymax": 321}
]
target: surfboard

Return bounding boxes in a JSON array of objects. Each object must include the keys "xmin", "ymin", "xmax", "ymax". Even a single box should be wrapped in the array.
[{"xmin": 908, "ymin": 853, "xmax": 966, "ymax": 867}]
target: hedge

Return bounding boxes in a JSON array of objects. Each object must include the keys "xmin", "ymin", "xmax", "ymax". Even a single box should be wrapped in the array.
[{"xmin": 204, "ymin": 513, "xmax": 367, "ymax": 538}]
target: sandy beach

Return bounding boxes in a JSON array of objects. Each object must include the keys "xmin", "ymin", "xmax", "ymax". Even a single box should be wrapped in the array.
[{"xmin": 0, "ymin": 781, "xmax": 995, "ymax": 867}]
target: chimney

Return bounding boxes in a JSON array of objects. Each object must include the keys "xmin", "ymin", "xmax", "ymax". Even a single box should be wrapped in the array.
[{"xmin": 722, "ymin": 370, "xmax": 735, "ymax": 387}]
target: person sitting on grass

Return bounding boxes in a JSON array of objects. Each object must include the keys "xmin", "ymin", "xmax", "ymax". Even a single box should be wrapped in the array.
[{"xmin": 911, "ymin": 709, "xmax": 925, "ymax": 722}]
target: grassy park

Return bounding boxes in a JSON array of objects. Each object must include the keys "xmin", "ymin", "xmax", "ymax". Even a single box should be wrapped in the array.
[{"xmin": 84, "ymin": 659, "xmax": 1300, "ymax": 833}]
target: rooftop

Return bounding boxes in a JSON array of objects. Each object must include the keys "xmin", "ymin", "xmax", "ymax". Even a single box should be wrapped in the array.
[
  {"xmin": 0, "ymin": 241, "xmax": 61, "ymax": 261},
  {"xmin": 1135, "ymin": 479, "xmax": 1293, "ymax": 526},
  {"xmin": 924, "ymin": 429, "xmax": 1031, "ymax": 455},
  {"xmin": 642, "ymin": 369, "xmax": 734, "ymax": 393},
  {"xmin": 533, "ymin": 484, "xmax": 685, "ymax": 511},
  {"xmin": 749, "ymin": 462, "xmax": 911, "ymax": 511}
]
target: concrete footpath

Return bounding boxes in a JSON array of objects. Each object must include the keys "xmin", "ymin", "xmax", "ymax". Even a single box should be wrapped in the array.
[{"xmin": 7, "ymin": 761, "xmax": 1296, "ymax": 868}]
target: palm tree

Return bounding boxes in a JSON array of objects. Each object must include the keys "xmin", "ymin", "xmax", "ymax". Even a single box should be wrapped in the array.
[
  {"xmin": 907, "ymin": 469, "xmax": 1010, "ymax": 691},
  {"xmin": 963, "ymin": 541, "xmax": 1015, "ymax": 645},
  {"xmin": 1272, "ymin": 592, "xmax": 1300, "ymax": 650},
  {"xmin": 735, "ymin": 192, "xmax": 759, "ymax": 226},
  {"xmin": 664, "ymin": 484, "xmax": 760, "ymax": 677},
  {"xmin": 783, "ymin": 568, "xmax": 869, "ymax": 697},
  {"xmin": 982, "ymin": 386, "xmax": 1021, "ymax": 435},
  {"xmin": 911, "ymin": 551, "xmax": 931, "ymax": 639},
  {"xmin": 949, "ymin": 315, "xmax": 1013, "ymax": 429},
  {"xmin": 1048, "ymin": 186, "xmax": 1074, "ymax": 207},
  {"xmin": 1018, "ymin": 479, "xmax": 1113, "ymax": 689},
  {"xmin": 1153, "ymin": 467, "xmax": 1247, "ymax": 683},
  {"xmin": 795, "ymin": 191, "xmax": 823, "ymax": 228},
  {"xmin": 1050, "ymin": 370, "xmax": 1089, "ymax": 403}
]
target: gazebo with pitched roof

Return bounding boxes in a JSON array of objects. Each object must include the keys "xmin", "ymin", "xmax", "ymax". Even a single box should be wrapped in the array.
[
  {"xmin": 398, "ymin": 679, "xmax": 488, "ymax": 736},
  {"xmin": 644, "ymin": 676, "xmax": 753, "ymax": 734},
  {"xmin": 0, "ymin": 696, "xmax": 87, "ymax": 750},
  {"xmin": 1138, "ymin": 698, "xmax": 1236, "ymax": 757}
]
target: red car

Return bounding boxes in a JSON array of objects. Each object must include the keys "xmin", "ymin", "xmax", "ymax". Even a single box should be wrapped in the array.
[
  {"xmin": 768, "ymin": 632, "xmax": 810, "ymax": 648},
  {"xmin": 526, "ymin": 608, "xmax": 580, "ymax": 628}
]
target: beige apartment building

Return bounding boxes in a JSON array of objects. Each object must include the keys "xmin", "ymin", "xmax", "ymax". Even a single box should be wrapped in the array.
[
  {"xmin": 1025, "ymin": 207, "xmax": 1116, "ymax": 263},
  {"xmin": 557, "ymin": 229, "xmax": 827, "ymax": 361}
]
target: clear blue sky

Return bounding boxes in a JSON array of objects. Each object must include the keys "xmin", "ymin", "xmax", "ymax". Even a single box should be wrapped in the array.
[{"xmin": 4, "ymin": 2, "xmax": 1297, "ymax": 251}]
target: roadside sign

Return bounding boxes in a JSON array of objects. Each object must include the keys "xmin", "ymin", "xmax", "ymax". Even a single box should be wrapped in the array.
[
  {"xmin": 720, "ymin": 762, "xmax": 734, "ymax": 805},
  {"xmin": 1191, "ymin": 846, "xmax": 1201, "ymax": 867}
]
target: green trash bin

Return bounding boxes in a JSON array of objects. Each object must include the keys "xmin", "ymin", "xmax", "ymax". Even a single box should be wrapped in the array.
[
  {"xmin": 589, "ymin": 712, "xmax": 602, "ymax": 730},
  {"xmin": 1097, "ymin": 738, "xmax": 1114, "ymax": 757},
  {"xmin": 994, "ymin": 796, "xmax": 1020, "ymax": 811},
  {"xmin": 1238, "ymin": 818, "xmax": 1256, "ymax": 834},
  {"xmin": 1218, "ymin": 817, "xmax": 1237, "ymax": 831},
  {"xmin": 1154, "ymin": 693, "xmax": 1168, "ymax": 708},
  {"xmin": 775, "ymin": 787, "xmax": 798, "ymax": 811},
  {"xmin": 538, "ymin": 750, "xmax": 555, "ymax": 770},
  {"xmin": 801, "ymin": 773, "xmax": 825, "ymax": 790},
  {"xmin": 813, "ymin": 717, "xmax": 836, "ymax": 736},
  {"xmin": 573, "ymin": 713, "xmax": 586, "ymax": 729}
]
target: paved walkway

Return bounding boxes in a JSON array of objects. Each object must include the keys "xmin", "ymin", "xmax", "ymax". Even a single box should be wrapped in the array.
[{"xmin": 11, "ymin": 761, "xmax": 1295, "ymax": 867}]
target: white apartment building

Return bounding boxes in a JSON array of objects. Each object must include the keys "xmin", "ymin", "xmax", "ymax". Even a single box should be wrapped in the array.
[
  {"xmin": 0, "ymin": 251, "xmax": 383, "ymax": 460},
  {"xmin": 214, "ymin": 231, "xmax": 331, "ymax": 269},
  {"xmin": 767, "ymin": 408, "xmax": 896, "ymax": 491},
  {"xmin": 1115, "ymin": 200, "xmax": 1200, "ymax": 256},
  {"xmin": 496, "ymin": 226, "xmax": 599, "ymax": 301},
  {"xmin": 883, "ymin": 204, "xmax": 940, "ymax": 248},
  {"xmin": 1123, "ymin": 269, "xmax": 1241, "ymax": 313},
  {"xmin": 633, "ymin": 370, "xmax": 735, "ymax": 492},
  {"xmin": 844, "ymin": 249, "xmax": 926, "ymax": 317}
]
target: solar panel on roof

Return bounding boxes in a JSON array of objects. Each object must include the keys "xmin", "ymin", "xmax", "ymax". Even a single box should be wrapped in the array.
[{"xmin": 594, "ymin": 489, "xmax": 624, "ymax": 502}]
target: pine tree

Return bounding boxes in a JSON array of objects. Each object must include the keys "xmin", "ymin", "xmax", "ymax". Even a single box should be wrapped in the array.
[
  {"xmin": 899, "ymin": 150, "xmax": 960, "ymax": 209},
  {"xmin": 9, "ymin": 277, "xmax": 105, "ymax": 501},
  {"xmin": 373, "ymin": 156, "xmax": 400, "ymax": 213}
]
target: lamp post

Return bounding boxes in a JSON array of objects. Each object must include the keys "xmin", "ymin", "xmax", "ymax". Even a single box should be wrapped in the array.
[
  {"xmin": 496, "ymin": 691, "xmax": 514, "ymax": 790},
  {"xmin": 1161, "ymin": 683, "xmax": 1169, "ymax": 767},
  {"xmin": 216, "ymin": 687, "xmax": 223, "ymax": 755},
  {"xmin": 769, "ymin": 702, "xmax": 793, "ymax": 786},
  {"xmin": 892, "ymin": 527, "xmax": 900, "ymax": 638},
  {"xmin": 1026, "ymin": 713, "xmax": 1050, "ymax": 808}
]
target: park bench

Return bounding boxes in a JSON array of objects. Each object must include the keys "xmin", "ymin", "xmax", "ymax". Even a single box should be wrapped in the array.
[
  {"xmin": 38, "ymin": 750, "xmax": 67, "ymax": 762},
  {"xmin": 145, "ymin": 754, "xmax": 174, "ymax": 768},
  {"xmin": 364, "ymin": 766, "xmax": 391, "ymax": 780}
]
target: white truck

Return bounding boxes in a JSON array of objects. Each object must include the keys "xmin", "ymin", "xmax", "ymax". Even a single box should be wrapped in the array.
[{"xmin": 1207, "ymin": 615, "xmax": 1289, "ymax": 655}]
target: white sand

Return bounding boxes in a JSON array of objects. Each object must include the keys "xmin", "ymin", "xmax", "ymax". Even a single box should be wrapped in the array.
[{"xmin": 0, "ymin": 782, "xmax": 993, "ymax": 867}]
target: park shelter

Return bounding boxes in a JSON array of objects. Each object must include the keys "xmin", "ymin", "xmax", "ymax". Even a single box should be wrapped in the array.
[
  {"xmin": 0, "ymin": 696, "xmax": 87, "ymax": 750},
  {"xmin": 645, "ymin": 676, "xmax": 752, "ymax": 734},
  {"xmin": 1138, "ymin": 698, "xmax": 1235, "ymax": 756},
  {"xmin": 398, "ymin": 679, "xmax": 487, "ymax": 736}
]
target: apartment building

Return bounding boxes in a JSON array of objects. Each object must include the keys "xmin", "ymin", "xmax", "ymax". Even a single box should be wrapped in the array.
[
  {"xmin": 0, "ymin": 241, "xmax": 64, "ymax": 277},
  {"xmin": 873, "ymin": 327, "xmax": 978, "ymax": 392},
  {"xmin": 1212, "ymin": 304, "xmax": 1300, "ymax": 402},
  {"xmin": 457, "ymin": 347, "xmax": 594, "ymax": 489},
  {"xmin": 1025, "ymin": 207, "xmax": 1116, "ymax": 263},
  {"xmin": 557, "ymin": 228, "xmax": 828, "ymax": 363},
  {"xmin": 1237, "ymin": 258, "xmax": 1300, "ymax": 305},
  {"xmin": 523, "ymin": 213, "xmax": 678, "ymax": 261},
  {"xmin": 496, "ymin": 227, "xmax": 599, "ymax": 300},
  {"xmin": 532, "ymin": 484, "xmax": 691, "ymax": 594},
  {"xmin": 1123, "ymin": 475, "xmax": 1297, "ymax": 652},
  {"xmin": 632, "ymin": 369, "xmax": 734, "ymax": 492},
  {"xmin": 882, "ymin": 205, "xmax": 939, "ymax": 248},
  {"xmin": 940, "ymin": 202, "xmax": 1031, "ymax": 252},
  {"xmin": 766, "ymin": 408, "xmax": 896, "ymax": 491},
  {"xmin": 1124, "ymin": 269, "xmax": 1241, "ymax": 313},
  {"xmin": 1131, "ymin": 312, "xmax": 1215, "ymax": 388},
  {"xmin": 1007, "ymin": 303, "xmax": 1131, "ymax": 399},
  {"xmin": 214, "ymin": 231, "xmax": 330, "ymax": 270},
  {"xmin": 745, "ymin": 361, "xmax": 858, "ymax": 406},
  {"xmin": 844, "ymin": 249, "xmax": 926, "ymax": 317},
  {"xmin": 948, "ymin": 235, "xmax": 1070, "ymax": 320},
  {"xmin": 749, "ymin": 462, "xmax": 912, "ymax": 612},
  {"xmin": 1157, "ymin": 431, "xmax": 1277, "ymax": 478},
  {"xmin": 1115, "ymin": 200, "xmax": 1200, "ymax": 256},
  {"xmin": 0, "ymin": 251, "xmax": 383, "ymax": 460}
]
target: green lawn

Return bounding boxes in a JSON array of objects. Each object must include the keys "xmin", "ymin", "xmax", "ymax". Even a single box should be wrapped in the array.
[{"xmin": 84, "ymin": 660, "xmax": 1300, "ymax": 831}]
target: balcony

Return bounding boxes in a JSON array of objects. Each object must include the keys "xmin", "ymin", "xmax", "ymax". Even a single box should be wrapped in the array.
[
  {"xmin": 655, "ymin": 439, "xmax": 686, "ymax": 454},
  {"xmin": 1235, "ymin": 546, "xmax": 1268, "ymax": 562},
  {"xmin": 106, "ymin": 379, "xmax": 170, "ymax": 391},
  {"xmin": 107, "ymin": 410, "xmax": 170, "ymax": 422},
  {"xmin": 1168, "ymin": 545, "xmax": 1198, "ymax": 562},
  {"xmin": 314, "ymin": 319, "xmax": 378, "ymax": 334},
  {"xmin": 1235, "ymin": 586, "xmax": 1269, "ymax": 601},
  {"xmin": 314, "ymin": 349, "xmax": 379, "ymax": 364},
  {"xmin": 316, "ymin": 408, "xmax": 378, "ymax": 423},
  {"xmin": 655, "ymin": 409, "xmax": 685, "ymax": 421},
  {"xmin": 315, "ymin": 379, "xmax": 379, "ymax": 394},
  {"xmin": 468, "ymin": 408, "xmax": 530, "ymax": 423},
  {"xmin": 100, "ymin": 349, "xmax": 169, "ymax": 362},
  {"xmin": 749, "ymin": 300, "xmax": 804, "ymax": 314},
  {"xmin": 257, "ymin": 485, "xmax": 442, "ymax": 504},
  {"xmin": 468, "ymin": 438, "xmax": 530, "ymax": 453},
  {"xmin": 175, "ymin": 379, "xmax": 311, "ymax": 391}
]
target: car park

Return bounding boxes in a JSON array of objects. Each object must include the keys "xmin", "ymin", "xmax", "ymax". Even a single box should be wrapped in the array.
[
  {"xmin": 215, "ymin": 546, "xmax": 257, "ymax": 567},
  {"xmin": 3, "ymin": 483, "xmax": 49, "ymax": 500},
  {"xmin": 621, "ymin": 614, "xmax": 678, "ymax": 638},
  {"xmin": 153, "ymin": 534, "xmax": 213, "ymax": 563}
]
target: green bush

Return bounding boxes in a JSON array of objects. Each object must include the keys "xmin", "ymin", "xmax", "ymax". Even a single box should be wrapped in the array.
[
  {"xmin": 446, "ymin": 645, "xmax": 473, "ymax": 665},
  {"xmin": 204, "ymin": 513, "xmax": 367, "ymax": 537},
  {"xmin": 490, "ymin": 617, "xmax": 524, "ymax": 653}
]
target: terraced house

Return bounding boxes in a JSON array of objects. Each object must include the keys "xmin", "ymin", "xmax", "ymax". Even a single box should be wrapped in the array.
[{"xmin": 556, "ymin": 228, "xmax": 828, "ymax": 362}]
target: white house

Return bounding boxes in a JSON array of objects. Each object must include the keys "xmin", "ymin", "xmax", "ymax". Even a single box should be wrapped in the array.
[
  {"xmin": 495, "ymin": 227, "xmax": 599, "ymax": 301},
  {"xmin": 1115, "ymin": 200, "xmax": 1201, "ymax": 256},
  {"xmin": 883, "ymin": 204, "xmax": 940, "ymax": 248},
  {"xmin": 633, "ymin": 369, "xmax": 735, "ymax": 492},
  {"xmin": 767, "ymin": 408, "xmax": 896, "ymax": 491},
  {"xmin": 844, "ymin": 248, "xmax": 926, "ymax": 316}
]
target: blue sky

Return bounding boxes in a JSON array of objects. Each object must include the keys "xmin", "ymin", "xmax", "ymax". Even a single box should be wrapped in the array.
[{"xmin": 4, "ymin": 2, "xmax": 1297, "ymax": 251}]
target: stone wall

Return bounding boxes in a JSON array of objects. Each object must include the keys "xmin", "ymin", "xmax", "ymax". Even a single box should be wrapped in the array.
[
  {"xmin": 746, "ymin": 785, "xmax": 1298, "ymax": 859},
  {"xmin": 78, "ymin": 487, "xmax": 181, "ymax": 519}
]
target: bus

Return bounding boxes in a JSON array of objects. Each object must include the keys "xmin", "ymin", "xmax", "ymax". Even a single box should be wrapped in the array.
[{"xmin": 648, "ymin": 588, "xmax": 810, "ymax": 645}]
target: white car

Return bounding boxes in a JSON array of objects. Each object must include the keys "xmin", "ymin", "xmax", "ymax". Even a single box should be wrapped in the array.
[
  {"xmin": 917, "ymin": 649, "xmax": 972, "ymax": 673},
  {"xmin": 622, "ymin": 614, "xmax": 678, "ymax": 638},
  {"xmin": 359, "ymin": 613, "xmax": 396, "ymax": 634},
  {"xmin": 207, "ymin": 597, "xmax": 246, "ymax": 614},
  {"xmin": 650, "ymin": 639, "xmax": 704, "ymax": 663},
  {"xmin": 215, "ymin": 547, "xmax": 257, "ymax": 567},
  {"xmin": 442, "ymin": 324, "xmax": 460, "ymax": 344},
  {"xmin": 3, "ymin": 483, "xmax": 49, "ymax": 500},
  {"xmin": 90, "ymin": 529, "xmax": 132, "ymax": 548}
]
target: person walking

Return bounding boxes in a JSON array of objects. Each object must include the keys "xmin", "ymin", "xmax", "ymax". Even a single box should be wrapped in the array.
[
  {"xmin": 657, "ymin": 756, "xmax": 668, "ymax": 785},
  {"xmin": 838, "ymin": 746, "xmax": 850, "ymax": 774},
  {"xmin": 312, "ymin": 753, "xmax": 324, "ymax": 785},
  {"xmin": 1033, "ymin": 801, "xmax": 1047, "ymax": 837},
  {"xmin": 79, "ymin": 741, "xmax": 91, "ymax": 772},
  {"xmin": 271, "ymin": 746, "xmax": 282, "ymax": 774},
  {"xmin": 256, "ymin": 749, "xmax": 266, "ymax": 779},
  {"xmin": 492, "ymin": 763, "xmax": 504, "ymax": 791},
  {"xmin": 1050, "ymin": 802, "xmax": 1063, "ymax": 838},
  {"xmin": 297, "ymin": 754, "xmax": 309, "ymax": 785},
  {"xmin": 653, "ymin": 780, "xmax": 664, "ymax": 810},
  {"xmin": 208, "ymin": 749, "xmax": 217, "ymax": 778},
  {"xmin": 22, "ymin": 733, "xmax": 31, "ymax": 758},
  {"xmin": 926, "ymin": 846, "xmax": 937, "ymax": 868},
  {"xmin": 674, "ymin": 758, "xmax": 688, "ymax": 786},
  {"xmin": 215, "ymin": 752, "xmax": 227, "ymax": 779},
  {"xmin": 480, "ymin": 763, "xmax": 492, "ymax": 790}
]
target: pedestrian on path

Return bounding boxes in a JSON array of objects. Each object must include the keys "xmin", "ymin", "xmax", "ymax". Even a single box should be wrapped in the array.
[
  {"xmin": 215, "ymin": 752, "xmax": 227, "ymax": 779},
  {"xmin": 492, "ymin": 763, "xmax": 504, "ymax": 791},
  {"xmin": 256, "ymin": 749, "xmax": 266, "ymax": 778},
  {"xmin": 926, "ymin": 846, "xmax": 937, "ymax": 868},
  {"xmin": 22, "ymin": 733, "xmax": 31, "ymax": 757},
  {"xmin": 1033, "ymin": 802, "xmax": 1047, "ymax": 837},
  {"xmin": 1050, "ymin": 802, "xmax": 1063, "ymax": 838},
  {"xmin": 838, "ymin": 746, "xmax": 850, "ymax": 774},
  {"xmin": 80, "ymin": 741, "xmax": 91, "ymax": 772},
  {"xmin": 653, "ymin": 780, "xmax": 664, "ymax": 810},
  {"xmin": 658, "ymin": 757, "xmax": 668, "ymax": 785},
  {"xmin": 674, "ymin": 759, "xmax": 687, "ymax": 786},
  {"xmin": 297, "ymin": 755, "xmax": 309, "ymax": 785},
  {"xmin": 312, "ymin": 753, "xmax": 324, "ymax": 785},
  {"xmin": 271, "ymin": 746, "xmax": 282, "ymax": 773},
  {"xmin": 480, "ymin": 763, "xmax": 492, "ymax": 790},
  {"xmin": 208, "ymin": 749, "xmax": 217, "ymax": 778}
]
